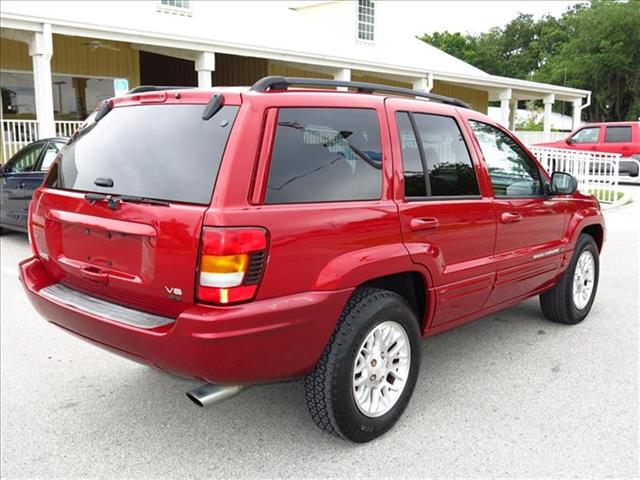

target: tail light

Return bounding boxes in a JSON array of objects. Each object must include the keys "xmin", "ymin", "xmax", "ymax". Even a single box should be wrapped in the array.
[{"xmin": 197, "ymin": 227, "xmax": 268, "ymax": 305}]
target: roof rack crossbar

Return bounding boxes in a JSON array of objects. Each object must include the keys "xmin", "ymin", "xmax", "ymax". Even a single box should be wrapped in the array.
[
  {"xmin": 249, "ymin": 76, "xmax": 471, "ymax": 109},
  {"xmin": 127, "ymin": 85, "xmax": 195, "ymax": 94}
]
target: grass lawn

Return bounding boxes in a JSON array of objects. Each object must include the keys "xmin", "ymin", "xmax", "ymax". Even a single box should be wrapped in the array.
[{"xmin": 587, "ymin": 188, "xmax": 625, "ymax": 202}]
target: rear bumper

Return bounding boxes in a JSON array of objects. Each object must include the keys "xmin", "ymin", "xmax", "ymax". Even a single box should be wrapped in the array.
[{"xmin": 20, "ymin": 256, "xmax": 353, "ymax": 384}]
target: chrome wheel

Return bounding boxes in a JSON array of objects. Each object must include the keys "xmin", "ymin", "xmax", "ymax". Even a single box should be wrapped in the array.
[
  {"xmin": 352, "ymin": 320, "xmax": 411, "ymax": 418},
  {"xmin": 573, "ymin": 250, "xmax": 595, "ymax": 310}
]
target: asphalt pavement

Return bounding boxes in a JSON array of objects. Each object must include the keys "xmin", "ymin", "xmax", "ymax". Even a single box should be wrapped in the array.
[{"xmin": 1, "ymin": 187, "xmax": 638, "ymax": 479}]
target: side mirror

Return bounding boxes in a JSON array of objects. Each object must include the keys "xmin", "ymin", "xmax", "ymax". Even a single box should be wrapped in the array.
[
  {"xmin": 550, "ymin": 171, "xmax": 578, "ymax": 195},
  {"xmin": 566, "ymin": 137, "xmax": 575, "ymax": 145}
]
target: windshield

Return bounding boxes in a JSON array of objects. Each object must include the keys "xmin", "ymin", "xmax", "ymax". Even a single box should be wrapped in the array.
[{"xmin": 45, "ymin": 104, "xmax": 238, "ymax": 204}]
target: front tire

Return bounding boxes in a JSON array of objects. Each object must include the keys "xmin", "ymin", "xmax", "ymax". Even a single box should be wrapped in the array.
[
  {"xmin": 540, "ymin": 234, "xmax": 600, "ymax": 324},
  {"xmin": 303, "ymin": 287, "xmax": 421, "ymax": 442}
]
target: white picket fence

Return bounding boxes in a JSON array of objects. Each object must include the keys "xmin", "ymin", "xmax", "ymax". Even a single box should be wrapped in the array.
[
  {"xmin": 514, "ymin": 131, "xmax": 566, "ymax": 145},
  {"xmin": 1, "ymin": 119, "xmax": 84, "ymax": 162},
  {"xmin": 529, "ymin": 146, "xmax": 623, "ymax": 204}
]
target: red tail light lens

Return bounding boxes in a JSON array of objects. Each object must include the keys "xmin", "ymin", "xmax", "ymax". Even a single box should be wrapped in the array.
[{"xmin": 197, "ymin": 227, "xmax": 268, "ymax": 305}]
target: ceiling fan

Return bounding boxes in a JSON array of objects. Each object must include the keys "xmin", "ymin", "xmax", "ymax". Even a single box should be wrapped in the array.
[{"xmin": 81, "ymin": 40, "xmax": 120, "ymax": 52}]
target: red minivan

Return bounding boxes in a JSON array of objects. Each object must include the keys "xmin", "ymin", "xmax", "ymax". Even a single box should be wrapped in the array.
[{"xmin": 20, "ymin": 77, "xmax": 605, "ymax": 442}]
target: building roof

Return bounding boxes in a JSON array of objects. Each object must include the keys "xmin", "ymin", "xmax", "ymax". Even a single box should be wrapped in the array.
[{"xmin": 0, "ymin": 0, "xmax": 590, "ymax": 102}]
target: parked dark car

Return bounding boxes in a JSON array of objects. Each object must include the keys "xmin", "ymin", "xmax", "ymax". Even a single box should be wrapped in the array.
[{"xmin": 1, "ymin": 138, "xmax": 67, "ymax": 233}]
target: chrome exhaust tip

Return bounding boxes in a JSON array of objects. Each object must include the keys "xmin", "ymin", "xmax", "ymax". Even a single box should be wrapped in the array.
[{"xmin": 186, "ymin": 383, "xmax": 244, "ymax": 407}]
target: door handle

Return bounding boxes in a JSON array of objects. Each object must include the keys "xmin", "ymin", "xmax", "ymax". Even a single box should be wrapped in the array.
[
  {"xmin": 410, "ymin": 217, "xmax": 439, "ymax": 231},
  {"xmin": 500, "ymin": 212, "xmax": 523, "ymax": 224},
  {"xmin": 80, "ymin": 267, "xmax": 109, "ymax": 284}
]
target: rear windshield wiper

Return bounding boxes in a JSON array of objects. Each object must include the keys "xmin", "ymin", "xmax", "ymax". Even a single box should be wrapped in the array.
[
  {"xmin": 84, "ymin": 193, "xmax": 169, "ymax": 209},
  {"xmin": 118, "ymin": 195, "xmax": 170, "ymax": 207}
]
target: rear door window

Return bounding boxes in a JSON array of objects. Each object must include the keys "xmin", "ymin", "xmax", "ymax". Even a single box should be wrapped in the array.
[
  {"xmin": 46, "ymin": 104, "xmax": 238, "ymax": 204},
  {"xmin": 396, "ymin": 112, "xmax": 479, "ymax": 198},
  {"xmin": 265, "ymin": 108, "xmax": 382, "ymax": 204},
  {"xmin": 3, "ymin": 142, "xmax": 45, "ymax": 173},
  {"xmin": 604, "ymin": 126, "xmax": 632, "ymax": 143}
]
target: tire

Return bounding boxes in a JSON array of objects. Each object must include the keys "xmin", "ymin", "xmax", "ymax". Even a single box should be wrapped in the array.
[
  {"xmin": 540, "ymin": 234, "xmax": 599, "ymax": 324},
  {"xmin": 303, "ymin": 287, "xmax": 421, "ymax": 442}
]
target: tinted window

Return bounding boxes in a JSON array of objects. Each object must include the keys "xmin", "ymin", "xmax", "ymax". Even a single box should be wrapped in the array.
[
  {"xmin": 605, "ymin": 126, "xmax": 632, "ymax": 143},
  {"xmin": 39, "ymin": 142, "xmax": 64, "ymax": 171},
  {"xmin": 265, "ymin": 108, "xmax": 382, "ymax": 204},
  {"xmin": 414, "ymin": 113, "xmax": 479, "ymax": 197},
  {"xmin": 396, "ymin": 112, "xmax": 479, "ymax": 197},
  {"xmin": 46, "ymin": 104, "xmax": 238, "ymax": 204},
  {"xmin": 4, "ymin": 142, "xmax": 44, "ymax": 173},
  {"xmin": 396, "ymin": 112, "xmax": 426, "ymax": 197},
  {"xmin": 470, "ymin": 121, "xmax": 543, "ymax": 197},
  {"xmin": 571, "ymin": 127, "xmax": 599, "ymax": 144}
]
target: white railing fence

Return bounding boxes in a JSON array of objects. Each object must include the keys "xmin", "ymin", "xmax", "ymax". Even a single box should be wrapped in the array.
[
  {"xmin": 530, "ymin": 146, "xmax": 623, "ymax": 204},
  {"xmin": 515, "ymin": 130, "xmax": 566, "ymax": 145},
  {"xmin": 1, "ymin": 119, "xmax": 83, "ymax": 162},
  {"xmin": 55, "ymin": 121, "xmax": 84, "ymax": 138}
]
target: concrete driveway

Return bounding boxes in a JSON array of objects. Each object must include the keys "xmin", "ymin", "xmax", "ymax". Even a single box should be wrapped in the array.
[{"xmin": 1, "ymin": 188, "xmax": 638, "ymax": 479}]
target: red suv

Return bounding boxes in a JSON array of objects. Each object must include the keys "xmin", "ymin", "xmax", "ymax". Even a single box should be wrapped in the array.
[
  {"xmin": 536, "ymin": 121, "xmax": 640, "ymax": 179},
  {"xmin": 20, "ymin": 77, "xmax": 605, "ymax": 442}
]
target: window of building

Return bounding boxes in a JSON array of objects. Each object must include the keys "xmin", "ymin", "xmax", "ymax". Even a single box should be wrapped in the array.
[
  {"xmin": 265, "ymin": 108, "xmax": 382, "ymax": 204},
  {"xmin": 604, "ymin": 126, "xmax": 632, "ymax": 143},
  {"xmin": 570, "ymin": 126, "xmax": 600, "ymax": 144},
  {"xmin": 357, "ymin": 0, "xmax": 375, "ymax": 42},
  {"xmin": 396, "ymin": 112, "xmax": 479, "ymax": 198},
  {"xmin": 470, "ymin": 120, "xmax": 543, "ymax": 197},
  {"xmin": 157, "ymin": 0, "xmax": 192, "ymax": 15}
]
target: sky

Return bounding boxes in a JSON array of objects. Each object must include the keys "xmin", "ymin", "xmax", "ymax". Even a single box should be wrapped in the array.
[{"xmin": 379, "ymin": 1, "xmax": 581, "ymax": 36}]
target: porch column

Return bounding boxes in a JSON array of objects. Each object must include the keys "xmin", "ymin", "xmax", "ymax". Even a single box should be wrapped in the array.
[
  {"xmin": 334, "ymin": 68, "xmax": 350, "ymax": 91},
  {"xmin": 28, "ymin": 24, "xmax": 55, "ymax": 138},
  {"xmin": 412, "ymin": 73, "xmax": 433, "ymax": 93},
  {"xmin": 543, "ymin": 93, "xmax": 555, "ymax": 141},
  {"xmin": 508, "ymin": 98, "xmax": 517, "ymax": 130},
  {"xmin": 195, "ymin": 51, "xmax": 215, "ymax": 88},
  {"xmin": 498, "ymin": 88, "xmax": 512, "ymax": 128},
  {"xmin": 572, "ymin": 99, "xmax": 582, "ymax": 130}
]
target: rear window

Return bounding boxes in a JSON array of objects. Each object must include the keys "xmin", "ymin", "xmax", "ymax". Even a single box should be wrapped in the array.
[
  {"xmin": 604, "ymin": 126, "xmax": 632, "ymax": 143},
  {"xmin": 265, "ymin": 108, "xmax": 382, "ymax": 204},
  {"xmin": 46, "ymin": 104, "xmax": 238, "ymax": 204}
]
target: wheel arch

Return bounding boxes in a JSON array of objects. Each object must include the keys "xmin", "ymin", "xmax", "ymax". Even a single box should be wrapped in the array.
[
  {"xmin": 358, "ymin": 271, "xmax": 429, "ymax": 333},
  {"xmin": 580, "ymin": 223, "xmax": 604, "ymax": 251}
]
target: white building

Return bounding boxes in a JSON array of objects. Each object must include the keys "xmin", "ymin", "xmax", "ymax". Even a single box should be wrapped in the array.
[{"xmin": 0, "ymin": 0, "xmax": 590, "ymax": 160}]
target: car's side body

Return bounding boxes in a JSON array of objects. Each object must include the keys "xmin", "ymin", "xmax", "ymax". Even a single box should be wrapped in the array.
[
  {"xmin": 0, "ymin": 137, "xmax": 67, "ymax": 232},
  {"xmin": 20, "ymin": 86, "xmax": 604, "ymax": 387}
]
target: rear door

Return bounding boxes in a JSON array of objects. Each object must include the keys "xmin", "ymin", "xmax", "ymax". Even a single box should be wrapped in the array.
[
  {"xmin": 386, "ymin": 99, "xmax": 497, "ymax": 327},
  {"xmin": 0, "ymin": 141, "xmax": 46, "ymax": 230},
  {"xmin": 467, "ymin": 120, "xmax": 569, "ymax": 307},
  {"xmin": 600, "ymin": 124, "xmax": 635, "ymax": 156},
  {"xmin": 31, "ymin": 99, "xmax": 240, "ymax": 317}
]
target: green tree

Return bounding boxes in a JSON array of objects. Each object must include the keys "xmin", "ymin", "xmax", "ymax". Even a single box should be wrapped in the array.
[
  {"xmin": 535, "ymin": 0, "xmax": 640, "ymax": 121},
  {"xmin": 419, "ymin": 1, "xmax": 640, "ymax": 121}
]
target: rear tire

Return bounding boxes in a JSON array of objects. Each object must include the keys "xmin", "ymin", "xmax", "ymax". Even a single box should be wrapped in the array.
[
  {"xmin": 303, "ymin": 287, "xmax": 421, "ymax": 442},
  {"xmin": 540, "ymin": 234, "xmax": 599, "ymax": 324}
]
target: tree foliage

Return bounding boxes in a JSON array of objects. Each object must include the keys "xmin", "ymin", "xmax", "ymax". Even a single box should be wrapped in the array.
[{"xmin": 420, "ymin": 1, "xmax": 640, "ymax": 121}]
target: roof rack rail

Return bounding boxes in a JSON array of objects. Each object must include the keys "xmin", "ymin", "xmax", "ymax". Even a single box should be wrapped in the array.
[
  {"xmin": 127, "ymin": 85, "xmax": 194, "ymax": 94},
  {"xmin": 249, "ymin": 76, "xmax": 471, "ymax": 109}
]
